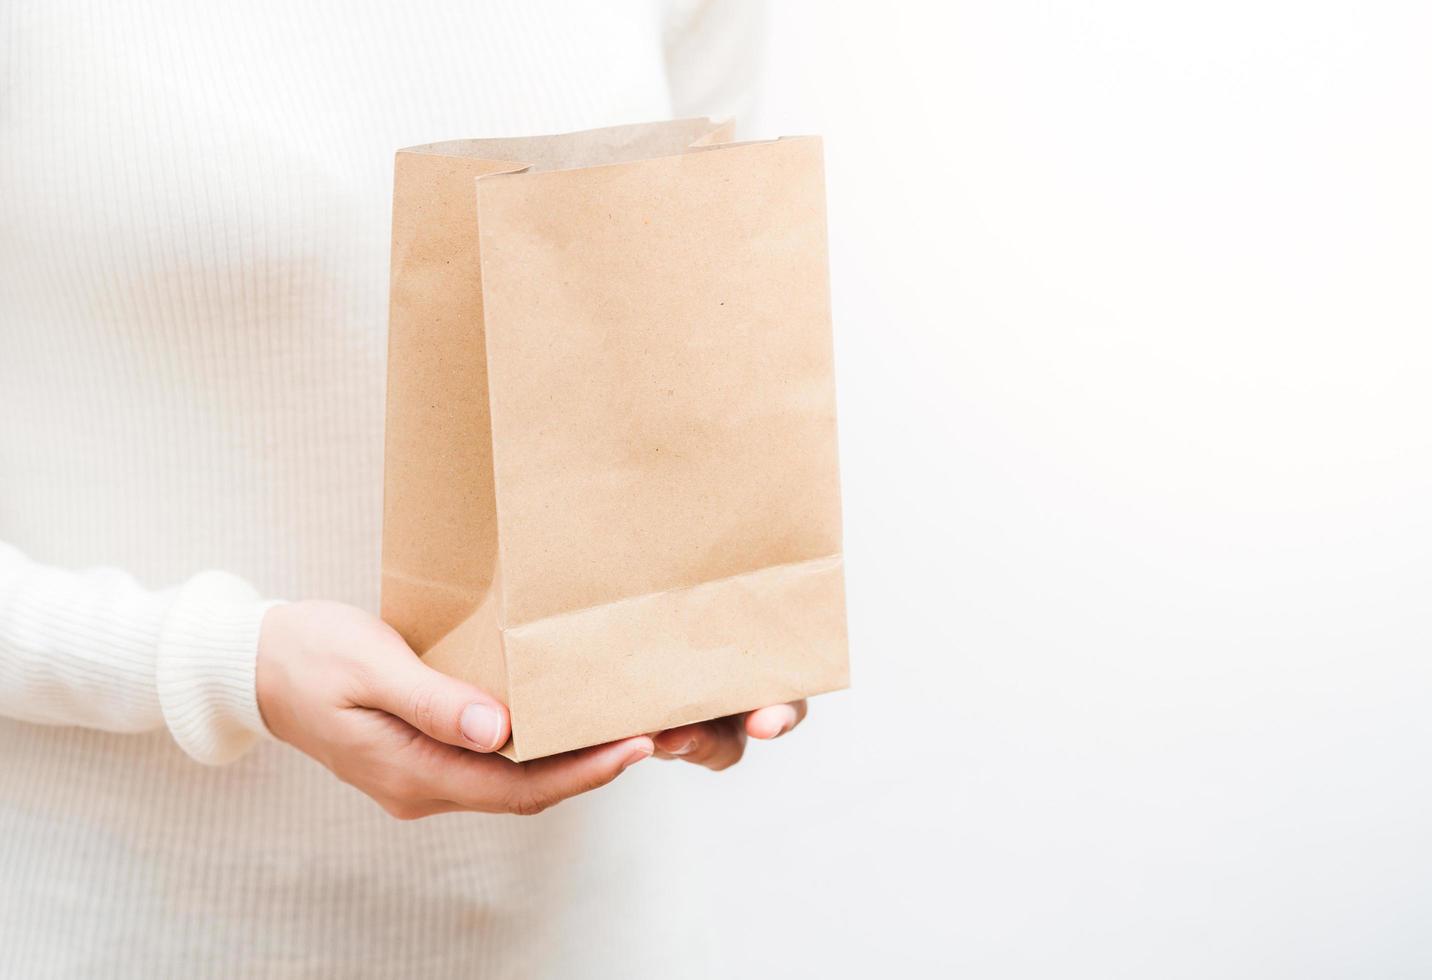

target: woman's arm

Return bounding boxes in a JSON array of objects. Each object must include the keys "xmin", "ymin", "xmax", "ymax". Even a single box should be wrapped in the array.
[
  {"xmin": 1, "ymin": 537, "xmax": 802, "ymax": 810},
  {"xmin": 0, "ymin": 540, "xmax": 275, "ymax": 763},
  {"xmin": 663, "ymin": 0, "xmax": 767, "ymax": 124},
  {"xmin": 0, "ymin": 540, "xmax": 654, "ymax": 813}
]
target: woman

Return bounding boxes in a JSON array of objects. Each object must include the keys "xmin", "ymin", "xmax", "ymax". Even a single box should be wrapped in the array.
[{"xmin": 0, "ymin": 2, "xmax": 805, "ymax": 975}]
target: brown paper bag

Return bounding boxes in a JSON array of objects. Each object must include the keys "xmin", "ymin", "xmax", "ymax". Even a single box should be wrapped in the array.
[{"xmin": 382, "ymin": 118, "xmax": 848, "ymax": 761}]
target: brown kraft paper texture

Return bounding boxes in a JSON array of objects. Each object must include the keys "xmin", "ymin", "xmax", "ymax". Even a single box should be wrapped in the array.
[{"xmin": 382, "ymin": 118, "xmax": 849, "ymax": 760}]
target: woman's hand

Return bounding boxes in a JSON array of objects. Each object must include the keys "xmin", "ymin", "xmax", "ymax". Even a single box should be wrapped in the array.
[
  {"xmin": 255, "ymin": 600, "xmax": 653, "ymax": 819},
  {"xmin": 652, "ymin": 700, "xmax": 809, "ymax": 771}
]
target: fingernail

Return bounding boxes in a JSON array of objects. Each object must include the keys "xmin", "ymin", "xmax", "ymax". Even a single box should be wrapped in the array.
[
  {"xmin": 777, "ymin": 705, "xmax": 799, "ymax": 735},
  {"xmin": 621, "ymin": 740, "xmax": 654, "ymax": 770},
  {"xmin": 460, "ymin": 703, "xmax": 504, "ymax": 750},
  {"xmin": 654, "ymin": 731, "xmax": 696, "ymax": 755}
]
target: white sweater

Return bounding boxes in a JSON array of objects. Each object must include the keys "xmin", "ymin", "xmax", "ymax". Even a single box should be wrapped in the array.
[{"xmin": 0, "ymin": 2, "xmax": 761, "ymax": 975}]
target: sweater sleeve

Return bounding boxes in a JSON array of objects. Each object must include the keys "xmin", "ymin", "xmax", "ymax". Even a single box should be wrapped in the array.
[
  {"xmin": 0, "ymin": 541, "xmax": 278, "ymax": 765},
  {"xmin": 662, "ymin": 0, "xmax": 767, "ymax": 127}
]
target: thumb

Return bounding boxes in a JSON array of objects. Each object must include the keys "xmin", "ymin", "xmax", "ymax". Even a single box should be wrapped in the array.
[{"xmin": 363, "ymin": 638, "xmax": 511, "ymax": 752}]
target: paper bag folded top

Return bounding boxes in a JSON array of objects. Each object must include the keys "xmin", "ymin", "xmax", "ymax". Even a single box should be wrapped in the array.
[{"xmin": 382, "ymin": 118, "xmax": 848, "ymax": 760}]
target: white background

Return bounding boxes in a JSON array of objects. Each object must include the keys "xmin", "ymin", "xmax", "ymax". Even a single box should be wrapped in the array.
[{"xmin": 662, "ymin": 3, "xmax": 1432, "ymax": 976}]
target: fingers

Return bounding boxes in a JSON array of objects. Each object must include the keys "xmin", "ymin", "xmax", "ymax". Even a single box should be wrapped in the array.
[
  {"xmin": 358, "ymin": 638, "xmax": 511, "ymax": 752},
  {"xmin": 505, "ymin": 737, "xmax": 655, "ymax": 814},
  {"xmin": 651, "ymin": 701, "xmax": 809, "ymax": 771},
  {"xmin": 653, "ymin": 717, "xmax": 747, "ymax": 770},
  {"xmin": 427, "ymin": 735, "xmax": 654, "ymax": 816},
  {"xmin": 745, "ymin": 700, "xmax": 807, "ymax": 740}
]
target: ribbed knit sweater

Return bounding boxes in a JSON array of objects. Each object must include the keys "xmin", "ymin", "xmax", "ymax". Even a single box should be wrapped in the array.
[{"xmin": 0, "ymin": 2, "xmax": 761, "ymax": 975}]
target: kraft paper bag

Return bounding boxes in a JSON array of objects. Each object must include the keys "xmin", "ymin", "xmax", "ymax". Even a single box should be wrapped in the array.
[{"xmin": 382, "ymin": 118, "xmax": 849, "ymax": 761}]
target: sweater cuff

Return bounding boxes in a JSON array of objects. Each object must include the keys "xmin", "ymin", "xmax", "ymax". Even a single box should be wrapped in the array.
[{"xmin": 155, "ymin": 570, "xmax": 280, "ymax": 765}]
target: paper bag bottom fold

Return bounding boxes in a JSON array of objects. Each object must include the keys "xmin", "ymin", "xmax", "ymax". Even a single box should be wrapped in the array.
[{"xmin": 421, "ymin": 555, "xmax": 849, "ymax": 761}]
